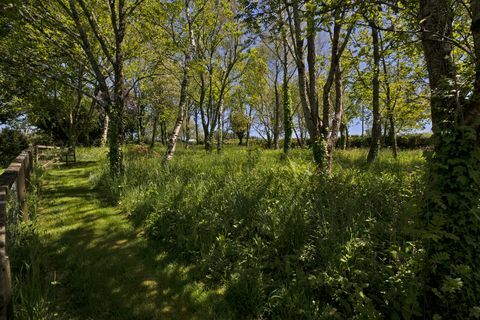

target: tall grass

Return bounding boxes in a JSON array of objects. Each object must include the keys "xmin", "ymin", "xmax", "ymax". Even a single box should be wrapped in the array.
[
  {"xmin": 10, "ymin": 167, "xmax": 61, "ymax": 320},
  {"xmin": 94, "ymin": 146, "xmax": 427, "ymax": 319}
]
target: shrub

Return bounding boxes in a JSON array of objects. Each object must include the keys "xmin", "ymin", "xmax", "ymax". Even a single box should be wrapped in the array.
[
  {"xmin": 346, "ymin": 134, "xmax": 432, "ymax": 150},
  {"xmin": 0, "ymin": 128, "xmax": 28, "ymax": 167}
]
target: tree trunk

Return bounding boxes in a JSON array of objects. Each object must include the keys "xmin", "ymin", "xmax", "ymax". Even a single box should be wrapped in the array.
[
  {"xmin": 291, "ymin": 2, "xmax": 317, "ymax": 141},
  {"xmin": 165, "ymin": 62, "xmax": 189, "ymax": 161},
  {"xmin": 195, "ymin": 108, "xmax": 199, "ymax": 145},
  {"xmin": 165, "ymin": 0, "xmax": 195, "ymax": 161},
  {"xmin": 345, "ymin": 125, "xmax": 349, "ymax": 148},
  {"xmin": 217, "ymin": 99, "xmax": 223, "ymax": 154},
  {"xmin": 246, "ymin": 106, "xmax": 252, "ymax": 147},
  {"xmin": 273, "ymin": 62, "xmax": 280, "ymax": 149},
  {"xmin": 160, "ymin": 121, "xmax": 167, "ymax": 145},
  {"xmin": 101, "ymin": 112, "xmax": 109, "ymax": 147},
  {"xmin": 382, "ymin": 120, "xmax": 388, "ymax": 147},
  {"xmin": 150, "ymin": 110, "xmax": 159, "ymax": 149},
  {"xmin": 306, "ymin": 11, "xmax": 319, "ymax": 135},
  {"xmin": 184, "ymin": 106, "xmax": 191, "ymax": 148},
  {"xmin": 282, "ymin": 24, "xmax": 292, "ymax": 154},
  {"xmin": 339, "ymin": 122, "xmax": 346, "ymax": 150},
  {"xmin": 381, "ymin": 51, "xmax": 397, "ymax": 158},
  {"xmin": 367, "ymin": 23, "xmax": 381, "ymax": 164},
  {"xmin": 326, "ymin": 66, "xmax": 344, "ymax": 173},
  {"xmin": 321, "ymin": 9, "xmax": 352, "ymax": 171},
  {"xmin": 389, "ymin": 114, "xmax": 397, "ymax": 158},
  {"xmin": 418, "ymin": 0, "xmax": 480, "ymax": 316}
]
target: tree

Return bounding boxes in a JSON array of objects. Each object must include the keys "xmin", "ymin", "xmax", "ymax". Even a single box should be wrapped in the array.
[
  {"xmin": 162, "ymin": 0, "xmax": 198, "ymax": 161},
  {"xmin": 322, "ymin": 5, "xmax": 355, "ymax": 173},
  {"xmin": 230, "ymin": 110, "xmax": 249, "ymax": 145},
  {"xmin": 418, "ymin": 0, "xmax": 480, "ymax": 316},
  {"xmin": 23, "ymin": 0, "xmax": 145, "ymax": 176}
]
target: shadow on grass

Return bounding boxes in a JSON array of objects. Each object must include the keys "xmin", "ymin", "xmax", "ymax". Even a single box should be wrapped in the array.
[{"xmin": 36, "ymin": 161, "xmax": 223, "ymax": 320}]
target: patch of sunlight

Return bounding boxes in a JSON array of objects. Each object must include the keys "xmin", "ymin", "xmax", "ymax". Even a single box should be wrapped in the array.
[
  {"xmin": 161, "ymin": 306, "xmax": 173, "ymax": 313},
  {"xmin": 155, "ymin": 252, "xmax": 168, "ymax": 262}
]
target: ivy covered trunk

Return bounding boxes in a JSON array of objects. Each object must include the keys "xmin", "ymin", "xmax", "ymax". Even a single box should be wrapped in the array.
[
  {"xmin": 107, "ymin": 103, "xmax": 123, "ymax": 178},
  {"xmin": 109, "ymin": 49, "xmax": 125, "ymax": 177},
  {"xmin": 109, "ymin": 2, "xmax": 126, "ymax": 178},
  {"xmin": 420, "ymin": 0, "xmax": 480, "ymax": 317}
]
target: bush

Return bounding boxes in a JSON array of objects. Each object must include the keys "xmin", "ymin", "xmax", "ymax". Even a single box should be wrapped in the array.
[
  {"xmin": 0, "ymin": 128, "xmax": 28, "ymax": 167},
  {"xmin": 345, "ymin": 133, "xmax": 432, "ymax": 150}
]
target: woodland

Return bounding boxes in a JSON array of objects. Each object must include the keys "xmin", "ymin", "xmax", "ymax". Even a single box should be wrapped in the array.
[{"xmin": 1, "ymin": 0, "xmax": 480, "ymax": 319}]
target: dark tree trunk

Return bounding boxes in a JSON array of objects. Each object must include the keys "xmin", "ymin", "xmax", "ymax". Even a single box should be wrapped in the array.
[
  {"xmin": 160, "ymin": 121, "xmax": 167, "ymax": 145},
  {"xmin": 389, "ymin": 114, "xmax": 397, "ymax": 158},
  {"xmin": 246, "ymin": 106, "xmax": 252, "ymax": 147},
  {"xmin": 367, "ymin": 23, "xmax": 381, "ymax": 164},
  {"xmin": 345, "ymin": 125, "xmax": 349, "ymax": 148},
  {"xmin": 418, "ymin": 0, "xmax": 480, "ymax": 316},
  {"xmin": 273, "ymin": 62, "xmax": 280, "ymax": 150},
  {"xmin": 282, "ymin": 24, "xmax": 292, "ymax": 154},
  {"xmin": 195, "ymin": 108, "xmax": 199, "ymax": 145},
  {"xmin": 150, "ymin": 110, "xmax": 159, "ymax": 149}
]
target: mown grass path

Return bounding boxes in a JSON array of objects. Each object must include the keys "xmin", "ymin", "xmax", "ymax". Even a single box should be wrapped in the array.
[{"xmin": 37, "ymin": 161, "xmax": 214, "ymax": 320}]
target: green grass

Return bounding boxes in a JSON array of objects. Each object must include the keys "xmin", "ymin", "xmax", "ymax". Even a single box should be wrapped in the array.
[
  {"xmin": 12, "ymin": 145, "xmax": 428, "ymax": 319},
  {"xmin": 103, "ymin": 145, "xmax": 426, "ymax": 319},
  {"xmin": 13, "ymin": 150, "xmax": 222, "ymax": 319}
]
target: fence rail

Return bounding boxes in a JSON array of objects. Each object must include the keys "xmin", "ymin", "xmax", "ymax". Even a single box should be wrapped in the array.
[
  {"xmin": 0, "ymin": 149, "xmax": 34, "ymax": 320},
  {"xmin": 0, "ymin": 144, "xmax": 74, "ymax": 319}
]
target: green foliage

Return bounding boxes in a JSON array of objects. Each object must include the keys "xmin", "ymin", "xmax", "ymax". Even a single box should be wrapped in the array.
[
  {"xmin": 101, "ymin": 146, "xmax": 427, "ymax": 319},
  {"xmin": 421, "ymin": 124, "xmax": 480, "ymax": 318},
  {"xmin": 346, "ymin": 133, "xmax": 432, "ymax": 150},
  {"xmin": 0, "ymin": 128, "xmax": 28, "ymax": 167},
  {"xmin": 10, "ymin": 167, "xmax": 60, "ymax": 320},
  {"xmin": 229, "ymin": 110, "xmax": 250, "ymax": 144}
]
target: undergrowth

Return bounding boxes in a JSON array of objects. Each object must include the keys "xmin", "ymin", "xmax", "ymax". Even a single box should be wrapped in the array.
[
  {"xmin": 10, "ymin": 167, "xmax": 60, "ymax": 320},
  {"xmin": 93, "ymin": 146, "xmax": 427, "ymax": 319}
]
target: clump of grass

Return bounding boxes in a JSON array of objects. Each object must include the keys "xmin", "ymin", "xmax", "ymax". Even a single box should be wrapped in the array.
[
  {"xmin": 100, "ymin": 146, "xmax": 427, "ymax": 319},
  {"xmin": 10, "ymin": 167, "xmax": 60, "ymax": 320}
]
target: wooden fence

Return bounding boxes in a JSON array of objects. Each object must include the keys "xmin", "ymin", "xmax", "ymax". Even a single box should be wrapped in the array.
[
  {"xmin": 0, "ymin": 145, "xmax": 75, "ymax": 319},
  {"xmin": 0, "ymin": 148, "xmax": 33, "ymax": 320}
]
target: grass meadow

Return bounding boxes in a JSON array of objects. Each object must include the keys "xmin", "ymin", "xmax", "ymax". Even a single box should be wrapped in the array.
[{"xmin": 11, "ymin": 145, "xmax": 428, "ymax": 319}]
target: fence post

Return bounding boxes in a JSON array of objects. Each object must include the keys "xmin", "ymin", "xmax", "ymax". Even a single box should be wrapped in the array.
[
  {"xmin": 0, "ymin": 188, "xmax": 13, "ymax": 320},
  {"xmin": 16, "ymin": 157, "xmax": 27, "ymax": 222},
  {"xmin": 24, "ymin": 152, "xmax": 30, "ymax": 184}
]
